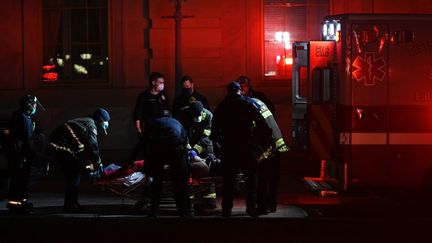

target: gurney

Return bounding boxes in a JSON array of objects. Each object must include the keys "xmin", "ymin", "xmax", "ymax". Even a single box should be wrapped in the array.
[
  {"xmin": 93, "ymin": 157, "xmax": 222, "ymax": 212},
  {"xmin": 93, "ymin": 157, "xmax": 242, "ymax": 214},
  {"xmin": 94, "ymin": 160, "xmax": 148, "ymax": 206}
]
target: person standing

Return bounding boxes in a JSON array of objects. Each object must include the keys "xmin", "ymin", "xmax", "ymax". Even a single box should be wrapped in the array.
[
  {"xmin": 132, "ymin": 72, "xmax": 170, "ymax": 161},
  {"xmin": 211, "ymin": 82, "xmax": 271, "ymax": 217},
  {"xmin": 5, "ymin": 95, "xmax": 45, "ymax": 213},
  {"xmin": 237, "ymin": 75, "xmax": 275, "ymax": 114},
  {"xmin": 238, "ymin": 75, "xmax": 287, "ymax": 215},
  {"xmin": 248, "ymin": 97, "xmax": 288, "ymax": 215},
  {"xmin": 172, "ymin": 75, "xmax": 210, "ymax": 119},
  {"xmin": 49, "ymin": 108, "xmax": 110, "ymax": 213},
  {"xmin": 144, "ymin": 112, "xmax": 191, "ymax": 217}
]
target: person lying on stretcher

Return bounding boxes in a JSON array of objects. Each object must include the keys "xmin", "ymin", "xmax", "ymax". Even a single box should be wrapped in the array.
[{"xmin": 188, "ymin": 149, "xmax": 221, "ymax": 178}]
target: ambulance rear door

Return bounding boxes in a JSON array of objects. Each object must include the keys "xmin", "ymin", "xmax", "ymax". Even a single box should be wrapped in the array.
[{"xmin": 307, "ymin": 41, "xmax": 337, "ymax": 174}]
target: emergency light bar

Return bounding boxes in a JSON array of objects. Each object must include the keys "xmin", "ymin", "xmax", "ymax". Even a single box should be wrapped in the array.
[{"xmin": 322, "ymin": 20, "xmax": 341, "ymax": 41}]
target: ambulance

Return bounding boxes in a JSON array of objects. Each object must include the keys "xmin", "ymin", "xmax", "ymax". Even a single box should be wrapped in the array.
[{"xmin": 292, "ymin": 14, "xmax": 432, "ymax": 192}]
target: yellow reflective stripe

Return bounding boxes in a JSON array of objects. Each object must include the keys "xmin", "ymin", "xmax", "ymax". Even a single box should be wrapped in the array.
[
  {"xmin": 278, "ymin": 145, "xmax": 289, "ymax": 152},
  {"xmin": 275, "ymin": 138, "xmax": 285, "ymax": 148},
  {"xmin": 50, "ymin": 142, "xmax": 74, "ymax": 154},
  {"xmin": 65, "ymin": 123, "xmax": 83, "ymax": 148},
  {"xmin": 193, "ymin": 144, "xmax": 204, "ymax": 154},
  {"xmin": 8, "ymin": 200, "xmax": 22, "ymax": 205},
  {"xmin": 201, "ymin": 111, "xmax": 207, "ymax": 120},
  {"xmin": 203, "ymin": 193, "xmax": 216, "ymax": 199},
  {"xmin": 187, "ymin": 144, "xmax": 192, "ymax": 149},
  {"xmin": 261, "ymin": 110, "xmax": 272, "ymax": 119},
  {"xmin": 275, "ymin": 138, "xmax": 289, "ymax": 152},
  {"xmin": 203, "ymin": 129, "xmax": 211, "ymax": 136}
]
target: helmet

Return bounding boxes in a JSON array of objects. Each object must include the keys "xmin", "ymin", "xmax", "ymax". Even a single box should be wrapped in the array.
[
  {"xmin": 237, "ymin": 76, "xmax": 250, "ymax": 85},
  {"xmin": 93, "ymin": 108, "xmax": 110, "ymax": 122},
  {"xmin": 19, "ymin": 94, "xmax": 38, "ymax": 115},
  {"xmin": 227, "ymin": 81, "xmax": 241, "ymax": 94},
  {"xmin": 188, "ymin": 101, "xmax": 204, "ymax": 118},
  {"xmin": 93, "ymin": 108, "xmax": 110, "ymax": 135}
]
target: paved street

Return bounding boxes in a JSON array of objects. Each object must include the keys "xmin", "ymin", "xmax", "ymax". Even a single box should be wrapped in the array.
[{"xmin": 2, "ymin": 152, "xmax": 432, "ymax": 242}]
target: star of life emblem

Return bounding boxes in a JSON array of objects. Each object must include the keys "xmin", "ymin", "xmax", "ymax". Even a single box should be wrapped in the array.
[{"xmin": 352, "ymin": 52, "xmax": 386, "ymax": 86}]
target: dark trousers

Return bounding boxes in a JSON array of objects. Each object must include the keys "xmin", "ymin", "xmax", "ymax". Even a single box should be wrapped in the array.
[
  {"xmin": 257, "ymin": 154, "xmax": 280, "ymax": 212},
  {"xmin": 54, "ymin": 152, "xmax": 81, "ymax": 208},
  {"xmin": 7, "ymin": 154, "xmax": 32, "ymax": 201},
  {"xmin": 147, "ymin": 143, "xmax": 190, "ymax": 216},
  {"xmin": 132, "ymin": 132, "xmax": 149, "ymax": 162},
  {"xmin": 221, "ymin": 151, "xmax": 258, "ymax": 213}
]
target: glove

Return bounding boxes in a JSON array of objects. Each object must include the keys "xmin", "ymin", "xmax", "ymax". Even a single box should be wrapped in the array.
[
  {"xmin": 187, "ymin": 149, "xmax": 198, "ymax": 160},
  {"xmin": 89, "ymin": 164, "xmax": 104, "ymax": 179}
]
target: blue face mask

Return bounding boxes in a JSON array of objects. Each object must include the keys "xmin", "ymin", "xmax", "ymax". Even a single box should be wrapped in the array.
[
  {"xmin": 27, "ymin": 104, "xmax": 36, "ymax": 116},
  {"xmin": 102, "ymin": 121, "xmax": 109, "ymax": 135},
  {"xmin": 30, "ymin": 107, "xmax": 37, "ymax": 116}
]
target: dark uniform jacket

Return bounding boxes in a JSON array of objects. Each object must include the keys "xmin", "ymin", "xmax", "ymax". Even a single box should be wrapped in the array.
[
  {"xmin": 148, "ymin": 117, "xmax": 187, "ymax": 147},
  {"xmin": 173, "ymin": 90, "xmax": 210, "ymax": 119},
  {"xmin": 250, "ymin": 98, "xmax": 289, "ymax": 157},
  {"xmin": 133, "ymin": 90, "xmax": 170, "ymax": 129},
  {"xmin": 180, "ymin": 108, "xmax": 213, "ymax": 156},
  {"xmin": 211, "ymin": 94, "xmax": 271, "ymax": 155},
  {"xmin": 49, "ymin": 117, "xmax": 100, "ymax": 165},
  {"xmin": 247, "ymin": 88, "xmax": 275, "ymax": 115},
  {"xmin": 5, "ymin": 110, "xmax": 36, "ymax": 160}
]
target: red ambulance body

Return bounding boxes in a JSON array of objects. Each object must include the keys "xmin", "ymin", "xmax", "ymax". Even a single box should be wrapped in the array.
[{"xmin": 292, "ymin": 14, "xmax": 432, "ymax": 192}]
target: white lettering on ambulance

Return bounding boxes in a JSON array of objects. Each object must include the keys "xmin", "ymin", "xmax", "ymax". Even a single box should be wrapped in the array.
[
  {"xmin": 415, "ymin": 91, "xmax": 432, "ymax": 102},
  {"xmin": 315, "ymin": 46, "xmax": 329, "ymax": 57},
  {"xmin": 408, "ymin": 40, "xmax": 432, "ymax": 56}
]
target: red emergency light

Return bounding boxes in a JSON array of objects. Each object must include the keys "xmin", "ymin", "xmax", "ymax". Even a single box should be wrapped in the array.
[{"xmin": 42, "ymin": 64, "xmax": 58, "ymax": 82}]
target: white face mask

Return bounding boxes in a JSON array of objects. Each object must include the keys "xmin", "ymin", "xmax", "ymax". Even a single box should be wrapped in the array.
[
  {"xmin": 193, "ymin": 116, "xmax": 202, "ymax": 123},
  {"xmin": 156, "ymin": 83, "xmax": 164, "ymax": 92},
  {"xmin": 102, "ymin": 121, "xmax": 109, "ymax": 135}
]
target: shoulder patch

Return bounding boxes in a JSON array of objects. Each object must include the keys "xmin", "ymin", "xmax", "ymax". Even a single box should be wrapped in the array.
[{"xmin": 189, "ymin": 96, "xmax": 196, "ymax": 103}]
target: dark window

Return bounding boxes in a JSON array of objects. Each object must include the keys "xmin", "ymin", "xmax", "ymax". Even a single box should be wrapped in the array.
[
  {"xmin": 42, "ymin": 0, "xmax": 108, "ymax": 84},
  {"xmin": 299, "ymin": 66, "xmax": 308, "ymax": 98},
  {"xmin": 312, "ymin": 68, "xmax": 332, "ymax": 103}
]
